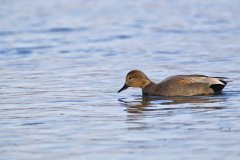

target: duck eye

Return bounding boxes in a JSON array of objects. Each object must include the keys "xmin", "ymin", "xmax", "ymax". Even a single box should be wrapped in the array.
[{"xmin": 129, "ymin": 77, "xmax": 132, "ymax": 80}]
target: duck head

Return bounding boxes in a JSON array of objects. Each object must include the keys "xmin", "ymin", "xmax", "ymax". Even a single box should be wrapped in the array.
[{"xmin": 118, "ymin": 70, "xmax": 151, "ymax": 93}]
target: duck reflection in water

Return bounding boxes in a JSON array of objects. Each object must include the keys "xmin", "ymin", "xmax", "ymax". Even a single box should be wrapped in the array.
[{"xmin": 118, "ymin": 95, "xmax": 226, "ymax": 114}]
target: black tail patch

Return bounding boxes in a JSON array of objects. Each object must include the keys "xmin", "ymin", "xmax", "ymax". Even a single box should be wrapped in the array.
[{"xmin": 210, "ymin": 84, "xmax": 225, "ymax": 93}]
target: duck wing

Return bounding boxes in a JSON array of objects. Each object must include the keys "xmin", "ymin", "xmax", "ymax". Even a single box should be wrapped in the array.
[{"xmin": 158, "ymin": 75, "xmax": 228, "ymax": 96}]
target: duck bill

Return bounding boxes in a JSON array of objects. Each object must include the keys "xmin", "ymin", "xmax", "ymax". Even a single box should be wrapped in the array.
[{"xmin": 118, "ymin": 84, "xmax": 129, "ymax": 93}]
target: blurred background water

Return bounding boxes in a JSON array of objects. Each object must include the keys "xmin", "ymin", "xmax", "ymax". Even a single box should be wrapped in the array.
[{"xmin": 0, "ymin": 0, "xmax": 240, "ymax": 160}]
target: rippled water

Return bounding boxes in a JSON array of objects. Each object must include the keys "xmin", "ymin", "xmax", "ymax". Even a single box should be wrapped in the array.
[{"xmin": 1, "ymin": 0, "xmax": 240, "ymax": 160}]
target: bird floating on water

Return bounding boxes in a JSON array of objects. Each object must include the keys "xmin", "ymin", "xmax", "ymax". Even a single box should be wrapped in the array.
[{"xmin": 118, "ymin": 70, "xmax": 228, "ymax": 96}]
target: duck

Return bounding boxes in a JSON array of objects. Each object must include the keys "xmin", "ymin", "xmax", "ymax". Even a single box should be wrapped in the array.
[{"xmin": 118, "ymin": 70, "xmax": 228, "ymax": 96}]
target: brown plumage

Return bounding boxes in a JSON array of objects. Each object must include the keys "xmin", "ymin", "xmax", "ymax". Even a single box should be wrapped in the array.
[{"xmin": 118, "ymin": 70, "xmax": 228, "ymax": 96}]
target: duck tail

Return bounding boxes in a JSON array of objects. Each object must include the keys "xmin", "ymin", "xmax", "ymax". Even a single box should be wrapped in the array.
[
  {"xmin": 213, "ymin": 77, "xmax": 230, "ymax": 85},
  {"xmin": 210, "ymin": 84, "xmax": 226, "ymax": 93},
  {"xmin": 210, "ymin": 77, "xmax": 229, "ymax": 93}
]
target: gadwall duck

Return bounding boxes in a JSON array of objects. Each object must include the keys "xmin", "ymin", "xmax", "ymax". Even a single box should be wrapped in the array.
[{"xmin": 118, "ymin": 70, "xmax": 228, "ymax": 96}]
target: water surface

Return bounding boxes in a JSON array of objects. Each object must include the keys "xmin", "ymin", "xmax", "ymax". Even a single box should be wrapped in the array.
[{"xmin": 1, "ymin": 0, "xmax": 240, "ymax": 160}]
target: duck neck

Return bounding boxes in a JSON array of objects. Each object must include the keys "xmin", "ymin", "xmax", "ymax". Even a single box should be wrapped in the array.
[{"xmin": 142, "ymin": 81, "xmax": 157, "ymax": 96}]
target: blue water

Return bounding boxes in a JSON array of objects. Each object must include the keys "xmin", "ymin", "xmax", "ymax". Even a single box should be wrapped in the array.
[{"xmin": 1, "ymin": 0, "xmax": 240, "ymax": 160}]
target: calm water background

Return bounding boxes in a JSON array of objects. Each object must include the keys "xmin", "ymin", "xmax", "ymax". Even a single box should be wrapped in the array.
[{"xmin": 1, "ymin": 0, "xmax": 240, "ymax": 160}]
